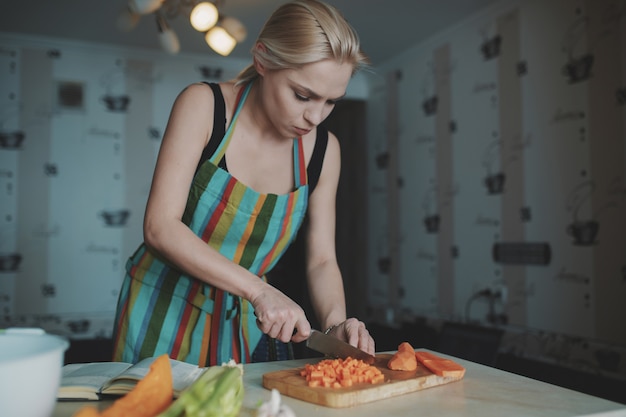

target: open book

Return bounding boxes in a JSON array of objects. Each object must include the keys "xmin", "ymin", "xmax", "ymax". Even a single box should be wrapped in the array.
[{"xmin": 58, "ymin": 356, "xmax": 206, "ymax": 400}]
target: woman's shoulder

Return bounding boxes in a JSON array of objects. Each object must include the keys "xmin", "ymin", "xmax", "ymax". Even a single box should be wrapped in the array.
[
  {"xmin": 176, "ymin": 82, "xmax": 216, "ymax": 103},
  {"xmin": 172, "ymin": 82, "xmax": 236, "ymax": 116},
  {"xmin": 166, "ymin": 83, "xmax": 213, "ymax": 117},
  {"xmin": 182, "ymin": 81, "xmax": 243, "ymax": 114},
  {"xmin": 166, "ymin": 83, "xmax": 222, "ymax": 136}
]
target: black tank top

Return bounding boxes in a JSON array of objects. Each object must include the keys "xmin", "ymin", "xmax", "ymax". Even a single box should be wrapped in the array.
[{"xmin": 196, "ymin": 82, "xmax": 328, "ymax": 196}]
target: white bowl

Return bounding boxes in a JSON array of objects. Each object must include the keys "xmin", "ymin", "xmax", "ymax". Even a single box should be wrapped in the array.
[{"xmin": 0, "ymin": 329, "xmax": 69, "ymax": 417}]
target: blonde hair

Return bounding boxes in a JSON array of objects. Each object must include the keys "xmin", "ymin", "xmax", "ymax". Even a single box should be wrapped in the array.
[{"xmin": 235, "ymin": 0, "xmax": 368, "ymax": 85}]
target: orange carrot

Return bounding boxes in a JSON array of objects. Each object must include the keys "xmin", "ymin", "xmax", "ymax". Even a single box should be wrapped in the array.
[
  {"xmin": 101, "ymin": 354, "xmax": 173, "ymax": 417},
  {"xmin": 300, "ymin": 357, "xmax": 385, "ymax": 388},
  {"xmin": 415, "ymin": 350, "xmax": 466, "ymax": 378},
  {"xmin": 72, "ymin": 354, "xmax": 173, "ymax": 417},
  {"xmin": 422, "ymin": 359, "xmax": 466, "ymax": 378},
  {"xmin": 414, "ymin": 350, "xmax": 441, "ymax": 362},
  {"xmin": 72, "ymin": 407, "xmax": 101, "ymax": 417},
  {"xmin": 397, "ymin": 341, "xmax": 415, "ymax": 353},
  {"xmin": 387, "ymin": 342, "xmax": 418, "ymax": 371}
]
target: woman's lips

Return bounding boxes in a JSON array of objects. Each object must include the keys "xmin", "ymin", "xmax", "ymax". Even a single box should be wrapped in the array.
[{"xmin": 294, "ymin": 127, "xmax": 311, "ymax": 136}]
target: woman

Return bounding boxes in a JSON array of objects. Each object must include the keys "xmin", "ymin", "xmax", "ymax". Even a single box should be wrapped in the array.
[{"xmin": 112, "ymin": 0, "xmax": 374, "ymax": 366}]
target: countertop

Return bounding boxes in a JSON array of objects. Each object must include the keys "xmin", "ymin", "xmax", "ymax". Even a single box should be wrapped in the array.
[{"xmin": 54, "ymin": 352, "xmax": 626, "ymax": 417}]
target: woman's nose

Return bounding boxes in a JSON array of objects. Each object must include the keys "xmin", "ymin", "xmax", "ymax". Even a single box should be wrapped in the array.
[{"xmin": 304, "ymin": 104, "xmax": 325, "ymax": 126}]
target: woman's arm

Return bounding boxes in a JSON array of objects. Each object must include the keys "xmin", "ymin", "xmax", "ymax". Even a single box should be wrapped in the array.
[
  {"xmin": 305, "ymin": 131, "xmax": 375, "ymax": 354},
  {"xmin": 142, "ymin": 83, "xmax": 310, "ymax": 344}
]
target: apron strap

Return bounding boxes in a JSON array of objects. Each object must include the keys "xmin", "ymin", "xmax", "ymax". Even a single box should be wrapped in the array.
[
  {"xmin": 209, "ymin": 83, "xmax": 252, "ymax": 165},
  {"xmin": 293, "ymin": 137, "xmax": 307, "ymax": 188}
]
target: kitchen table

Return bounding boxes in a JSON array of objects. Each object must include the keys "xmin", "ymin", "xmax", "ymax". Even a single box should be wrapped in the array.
[{"xmin": 53, "ymin": 352, "xmax": 626, "ymax": 417}]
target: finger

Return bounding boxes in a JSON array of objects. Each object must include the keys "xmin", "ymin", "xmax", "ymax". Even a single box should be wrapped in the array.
[
  {"xmin": 354, "ymin": 327, "xmax": 367, "ymax": 350},
  {"xmin": 257, "ymin": 318, "xmax": 280, "ymax": 340},
  {"xmin": 275, "ymin": 320, "xmax": 294, "ymax": 343},
  {"xmin": 346, "ymin": 321, "xmax": 363, "ymax": 347},
  {"xmin": 361, "ymin": 332, "xmax": 375, "ymax": 355},
  {"xmin": 357, "ymin": 329, "xmax": 367, "ymax": 350},
  {"xmin": 267, "ymin": 322, "xmax": 283, "ymax": 340},
  {"xmin": 364, "ymin": 332, "xmax": 376, "ymax": 354},
  {"xmin": 291, "ymin": 318, "xmax": 311, "ymax": 343}
]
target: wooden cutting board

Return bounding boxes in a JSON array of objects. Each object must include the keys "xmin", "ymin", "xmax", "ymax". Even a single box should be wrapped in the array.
[{"xmin": 262, "ymin": 353, "xmax": 464, "ymax": 408}]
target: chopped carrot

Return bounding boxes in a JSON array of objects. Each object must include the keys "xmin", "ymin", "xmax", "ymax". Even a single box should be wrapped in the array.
[
  {"xmin": 340, "ymin": 378, "xmax": 353, "ymax": 387},
  {"xmin": 415, "ymin": 350, "xmax": 466, "ymax": 378},
  {"xmin": 387, "ymin": 342, "xmax": 418, "ymax": 371},
  {"xmin": 300, "ymin": 357, "xmax": 384, "ymax": 388},
  {"xmin": 72, "ymin": 354, "xmax": 173, "ymax": 417}
]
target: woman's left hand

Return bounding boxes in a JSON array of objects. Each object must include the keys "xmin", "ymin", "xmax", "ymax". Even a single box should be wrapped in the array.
[{"xmin": 327, "ymin": 318, "xmax": 375, "ymax": 355}]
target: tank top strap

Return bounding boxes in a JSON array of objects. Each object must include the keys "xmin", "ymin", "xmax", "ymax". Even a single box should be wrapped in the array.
[{"xmin": 208, "ymin": 83, "xmax": 252, "ymax": 165}]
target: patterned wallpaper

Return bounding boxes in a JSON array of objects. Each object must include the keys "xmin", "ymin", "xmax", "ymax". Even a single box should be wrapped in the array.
[
  {"xmin": 0, "ymin": 37, "xmax": 247, "ymax": 340},
  {"xmin": 366, "ymin": 0, "xmax": 626, "ymax": 378}
]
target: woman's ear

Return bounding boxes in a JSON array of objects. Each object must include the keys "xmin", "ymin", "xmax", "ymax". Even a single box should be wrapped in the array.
[{"xmin": 253, "ymin": 42, "xmax": 267, "ymax": 76}]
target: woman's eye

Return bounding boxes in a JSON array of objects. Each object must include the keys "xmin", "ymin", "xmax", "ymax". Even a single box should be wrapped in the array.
[{"xmin": 295, "ymin": 92, "xmax": 309, "ymax": 102}]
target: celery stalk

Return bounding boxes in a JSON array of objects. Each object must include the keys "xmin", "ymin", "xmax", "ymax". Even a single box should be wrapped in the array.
[
  {"xmin": 195, "ymin": 366, "xmax": 243, "ymax": 417},
  {"xmin": 157, "ymin": 367, "xmax": 224, "ymax": 417},
  {"xmin": 157, "ymin": 364, "xmax": 243, "ymax": 417}
]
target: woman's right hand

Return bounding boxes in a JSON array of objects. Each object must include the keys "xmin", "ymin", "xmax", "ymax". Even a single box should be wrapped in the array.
[{"xmin": 250, "ymin": 284, "xmax": 311, "ymax": 344}]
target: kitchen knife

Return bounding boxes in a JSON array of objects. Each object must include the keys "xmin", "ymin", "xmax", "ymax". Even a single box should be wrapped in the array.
[{"xmin": 305, "ymin": 329, "xmax": 375, "ymax": 364}]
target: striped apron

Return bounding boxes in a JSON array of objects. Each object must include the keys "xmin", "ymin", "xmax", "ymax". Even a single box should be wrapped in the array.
[{"xmin": 112, "ymin": 83, "xmax": 309, "ymax": 366}]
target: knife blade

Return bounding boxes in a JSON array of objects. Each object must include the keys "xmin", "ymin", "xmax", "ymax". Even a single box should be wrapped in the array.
[{"xmin": 305, "ymin": 329, "xmax": 375, "ymax": 364}]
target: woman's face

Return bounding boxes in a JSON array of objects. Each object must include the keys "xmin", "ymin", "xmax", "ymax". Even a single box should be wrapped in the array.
[{"xmin": 257, "ymin": 59, "xmax": 354, "ymax": 139}]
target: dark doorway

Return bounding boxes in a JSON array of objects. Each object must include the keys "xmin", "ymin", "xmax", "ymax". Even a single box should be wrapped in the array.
[
  {"xmin": 266, "ymin": 99, "xmax": 369, "ymax": 358},
  {"xmin": 323, "ymin": 99, "xmax": 369, "ymax": 321}
]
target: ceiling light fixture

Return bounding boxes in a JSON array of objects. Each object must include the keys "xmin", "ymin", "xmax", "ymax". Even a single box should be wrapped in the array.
[
  {"xmin": 205, "ymin": 26, "xmax": 236, "ymax": 56},
  {"xmin": 117, "ymin": 0, "xmax": 246, "ymax": 56},
  {"xmin": 189, "ymin": 2, "xmax": 218, "ymax": 31},
  {"xmin": 156, "ymin": 13, "xmax": 181, "ymax": 54}
]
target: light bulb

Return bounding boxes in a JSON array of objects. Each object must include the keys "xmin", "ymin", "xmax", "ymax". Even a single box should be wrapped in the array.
[
  {"xmin": 156, "ymin": 15, "xmax": 180, "ymax": 54},
  {"xmin": 205, "ymin": 26, "xmax": 237, "ymax": 56},
  {"xmin": 159, "ymin": 29, "xmax": 180, "ymax": 54},
  {"xmin": 190, "ymin": 2, "xmax": 219, "ymax": 32},
  {"xmin": 221, "ymin": 16, "xmax": 247, "ymax": 43}
]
